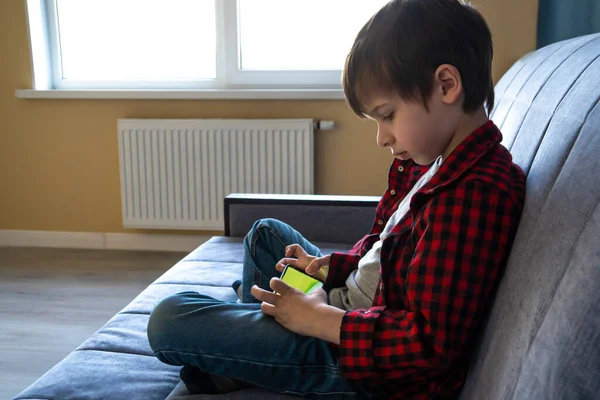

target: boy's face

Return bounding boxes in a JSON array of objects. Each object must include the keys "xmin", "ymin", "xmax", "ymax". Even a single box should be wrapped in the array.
[{"xmin": 362, "ymin": 65, "xmax": 465, "ymax": 166}]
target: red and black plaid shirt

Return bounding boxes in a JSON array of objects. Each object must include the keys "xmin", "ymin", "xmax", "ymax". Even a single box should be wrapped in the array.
[{"xmin": 324, "ymin": 121, "xmax": 526, "ymax": 399}]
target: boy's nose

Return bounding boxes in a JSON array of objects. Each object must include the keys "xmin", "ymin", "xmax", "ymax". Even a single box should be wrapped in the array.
[{"xmin": 376, "ymin": 125, "xmax": 394, "ymax": 148}]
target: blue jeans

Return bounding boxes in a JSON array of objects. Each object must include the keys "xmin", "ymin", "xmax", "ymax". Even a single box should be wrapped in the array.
[
  {"xmin": 240, "ymin": 218, "xmax": 323, "ymax": 303},
  {"xmin": 147, "ymin": 219, "xmax": 376, "ymax": 398}
]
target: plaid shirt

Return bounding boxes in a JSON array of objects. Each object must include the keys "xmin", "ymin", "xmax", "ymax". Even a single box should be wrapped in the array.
[{"xmin": 324, "ymin": 121, "xmax": 526, "ymax": 399}]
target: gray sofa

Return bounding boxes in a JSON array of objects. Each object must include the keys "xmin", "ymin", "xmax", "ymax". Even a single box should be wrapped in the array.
[{"xmin": 15, "ymin": 32, "xmax": 600, "ymax": 400}]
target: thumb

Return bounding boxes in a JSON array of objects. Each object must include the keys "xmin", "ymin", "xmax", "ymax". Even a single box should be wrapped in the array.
[{"xmin": 305, "ymin": 257, "xmax": 326, "ymax": 275}]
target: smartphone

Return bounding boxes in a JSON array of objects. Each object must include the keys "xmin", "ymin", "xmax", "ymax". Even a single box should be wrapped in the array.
[{"xmin": 280, "ymin": 265, "xmax": 324, "ymax": 295}]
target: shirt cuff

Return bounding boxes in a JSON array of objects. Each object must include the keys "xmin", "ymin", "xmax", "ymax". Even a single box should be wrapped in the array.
[{"xmin": 337, "ymin": 306, "xmax": 385, "ymax": 381}]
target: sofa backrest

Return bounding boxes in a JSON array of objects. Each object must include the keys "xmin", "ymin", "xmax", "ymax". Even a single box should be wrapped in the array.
[
  {"xmin": 459, "ymin": 33, "xmax": 600, "ymax": 400},
  {"xmin": 225, "ymin": 194, "xmax": 380, "ymax": 244}
]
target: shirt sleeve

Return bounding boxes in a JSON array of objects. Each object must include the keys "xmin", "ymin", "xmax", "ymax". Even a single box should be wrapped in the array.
[
  {"xmin": 337, "ymin": 180, "xmax": 522, "ymax": 382},
  {"xmin": 324, "ymin": 252, "xmax": 362, "ymax": 289},
  {"xmin": 324, "ymin": 224, "xmax": 381, "ymax": 289}
]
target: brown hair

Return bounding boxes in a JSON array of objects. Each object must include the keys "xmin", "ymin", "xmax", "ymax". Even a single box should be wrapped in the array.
[{"xmin": 343, "ymin": 0, "xmax": 495, "ymax": 117}]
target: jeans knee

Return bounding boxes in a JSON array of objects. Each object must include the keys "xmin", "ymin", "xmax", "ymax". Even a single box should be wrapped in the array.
[
  {"xmin": 244, "ymin": 218, "xmax": 279, "ymax": 244},
  {"xmin": 147, "ymin": 292, "xmax": 192, "ymax": 354},
  {"xmin": 256, "ymin": 217, "xmax": 281, "ymax": 227},
  {"xmin": 257, "ymin": 218, "xmax": 286, "ymax": 232}
]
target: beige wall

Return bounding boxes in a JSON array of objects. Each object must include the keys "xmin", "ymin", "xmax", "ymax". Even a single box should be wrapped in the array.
[{"xmin": 0, "ymin": 0, "xmax": 538, "ymax": 235}]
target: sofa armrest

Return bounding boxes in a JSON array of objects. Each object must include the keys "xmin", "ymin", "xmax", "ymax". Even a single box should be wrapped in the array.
[{"xmin": 224, "ymin": 193, "xmax": 380, "ymax": 245}]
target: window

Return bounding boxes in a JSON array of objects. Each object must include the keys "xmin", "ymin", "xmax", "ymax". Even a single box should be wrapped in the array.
[
  {"xmin": 26, "ymin": 0, "xmax": 388, "ymax": 93},
  {"xmin": 54, "ymin": 0, "xmax": 216, "ymax": 83}
]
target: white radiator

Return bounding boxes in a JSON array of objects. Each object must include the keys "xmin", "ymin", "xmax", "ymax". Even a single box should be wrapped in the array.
[{"xmin": 118, "ymin": 119, "xmax": 314, "ymax": 230}]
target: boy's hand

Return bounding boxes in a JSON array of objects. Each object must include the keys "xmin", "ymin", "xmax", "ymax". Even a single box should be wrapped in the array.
[
  {"xmin": 251, "ymin": 278, "xmax": 343, "ymax": 343},
  {"xmin": 276, "ymin": 244, "xmax": 330, "ymax": 277}
]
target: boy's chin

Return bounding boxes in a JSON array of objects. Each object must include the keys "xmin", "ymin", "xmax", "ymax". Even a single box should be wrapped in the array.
[{"xmin": 411, "ymin": 156, "xmax": 437, "ymax": 166}]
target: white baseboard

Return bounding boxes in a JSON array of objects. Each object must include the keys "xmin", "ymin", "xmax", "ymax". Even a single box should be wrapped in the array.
[{"xmin": 0, "ymin": 230, "xmax": 212, "ymax": 252}]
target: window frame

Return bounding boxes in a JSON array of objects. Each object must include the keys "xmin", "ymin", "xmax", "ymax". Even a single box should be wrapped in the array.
[{"xmin": 35, "ymin": 0, "xmax": 344, "ymax": 91}]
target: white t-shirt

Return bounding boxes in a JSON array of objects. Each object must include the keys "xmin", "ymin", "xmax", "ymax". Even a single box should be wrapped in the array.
[{"xmin": 329, "ymin": 156, "xmax": 444, "ymax": 311}]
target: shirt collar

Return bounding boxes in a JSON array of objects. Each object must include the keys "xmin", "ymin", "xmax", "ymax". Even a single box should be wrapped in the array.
[
  {"xmin": 423, "ymin": 120, "xmax": 502, "ymax": 193},
  {"xmin": 392, "ymin": 120, "xmax": 501, "ymax": 195}
]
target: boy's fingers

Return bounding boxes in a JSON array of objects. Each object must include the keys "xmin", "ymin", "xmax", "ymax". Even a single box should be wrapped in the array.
[
  {"xmin": 260, "ymin": 302, "xmax": 277, "ymax": 317},
  {"xmin": 270, "ymin": 278, "xmax": 295, "ymax": 296},
  {"xmin": 285, "ymin": 244, "xmax": 307, "ymax": 258},
  {"xmin": 276, "ymin": 258, "xmax": 299, "ymax": 272},
  {"xmin": 275, "ymin": 261, "xmax": 285, "ymax": 272},
  {"xmin": 250, "ymin": 285, "xmax": 280, "ymax": 305},
  {"xmin": 284, "ymin": 244, "xmax": 295, "ymax": 257}
]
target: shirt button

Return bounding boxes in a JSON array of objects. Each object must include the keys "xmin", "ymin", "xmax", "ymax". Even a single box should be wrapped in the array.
[
  {"xmin": 398, "ymin": 166, "xmax": 404, "ymax": 172},
  {"xmin": 390, "ymin": 189, "xmax": 396, "ymax": 195},
  {"xmin": 378, "ymin": 219, "xmax": 384, "ymax": 225}
]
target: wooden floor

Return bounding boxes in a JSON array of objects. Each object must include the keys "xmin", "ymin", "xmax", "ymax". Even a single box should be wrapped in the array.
[{"xmin": 0, "ymin": 247, "xmax": 187, "ymax": 400}]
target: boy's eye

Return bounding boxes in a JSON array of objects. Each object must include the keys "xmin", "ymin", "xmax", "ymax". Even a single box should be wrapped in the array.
[{"xmin": 383, "ymin": 112, "xmax": 394, "ymax": 122}]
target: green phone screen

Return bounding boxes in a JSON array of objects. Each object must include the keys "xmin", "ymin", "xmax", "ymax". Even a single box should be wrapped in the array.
[{"xmin": 280, "ymin": 265, "xmax": 323, "ymax": 294}]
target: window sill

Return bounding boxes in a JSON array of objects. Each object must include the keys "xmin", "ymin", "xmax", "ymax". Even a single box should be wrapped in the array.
[{"xmin": 15, "ymin": 88, "xmax": 346, "ymax": 100}]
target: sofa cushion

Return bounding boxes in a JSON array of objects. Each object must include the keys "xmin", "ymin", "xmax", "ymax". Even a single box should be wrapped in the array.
[
  {"xmin": 13, "ymin": 237, "xmax": 351, "ymax": 400},
  {"xmin": 458, "ymin": 32, "xmax": 600, "ymax": 400},
  {"xmin": 14, "ymin": 350, "xmax": 181, "ymax": 400},
  {"xmin": 513, "ymin": 207, "xmax": 600, "ymax": 399}
]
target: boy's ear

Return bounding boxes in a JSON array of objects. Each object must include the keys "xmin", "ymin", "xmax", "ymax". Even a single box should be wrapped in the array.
[{"xmin": 434, "ymin": 64, "xmax": 462, "ymax": 105}]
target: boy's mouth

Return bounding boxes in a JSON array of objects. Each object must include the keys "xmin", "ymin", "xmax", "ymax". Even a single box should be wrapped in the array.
[{"xmin": 393, "ymin": 151, "xmax": 407, "ymax": 159}]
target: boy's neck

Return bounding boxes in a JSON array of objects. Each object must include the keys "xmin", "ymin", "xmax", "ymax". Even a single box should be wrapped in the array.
[{"xmin": 441, "ymin": 107, "xmax": 489, "ymax": 161}]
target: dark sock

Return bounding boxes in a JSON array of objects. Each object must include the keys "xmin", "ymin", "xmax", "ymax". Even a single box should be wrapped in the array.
[
  {"xmin": 232, "ymin": 280, "xmax": 243, "ymax": 299},
  {"xmin": 179, "ymin": 365, "xmax": 219, "ymax": 394},
  {"xmin": 211, "ymin": 375, "xmax": 254, "ymax": 393},
  {"xmin": 180, "ymin": 365, "xmax": 253, "ymax": 394}
]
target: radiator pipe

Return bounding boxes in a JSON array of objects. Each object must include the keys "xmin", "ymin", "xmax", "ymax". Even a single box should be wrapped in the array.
[{"xmin": 313, "ymin": 120, "xmax": 335, "ymax": 131}]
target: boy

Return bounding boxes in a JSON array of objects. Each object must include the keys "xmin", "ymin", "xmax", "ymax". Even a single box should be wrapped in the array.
[{"xmin": 147, "ymin": 0, "xmax": 526, "ymax": 398}]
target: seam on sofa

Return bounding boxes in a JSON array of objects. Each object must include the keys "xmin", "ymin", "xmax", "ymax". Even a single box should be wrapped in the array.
[
  {"xmin": 502, "ymin": 36, "xmax": 600, "ymax": 151},
  {"xmin": 117, "ymin": 310, "xmax": 151, "ymax": 316},
  {"xmin": 151, "ymin": 281, "xmax": 232, "ymax": 287},
  {"xmin": 524, "ymin": 52, "xmax": 600, "ymax": 174},
  {"xmin": 180, "ymin": 258, "xmax": 242, "ymax": 263},
  {"xmin": 496, "ymin": 40, "xmax": 567, "ymax": 132},
  {"xmin": 497, "ymin": 36, "xmax": 596, "ymax": 137},
  {"xmin": 180, "ymin": 259, "xmax": 242, "ymax": 263},
  {"xmin": 13, "ymin": 397, "xmax": 53, "ymax": 400},
  {"xmin": 74, "ymin": 347, "xmax": 156, "ymax": 358}
]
